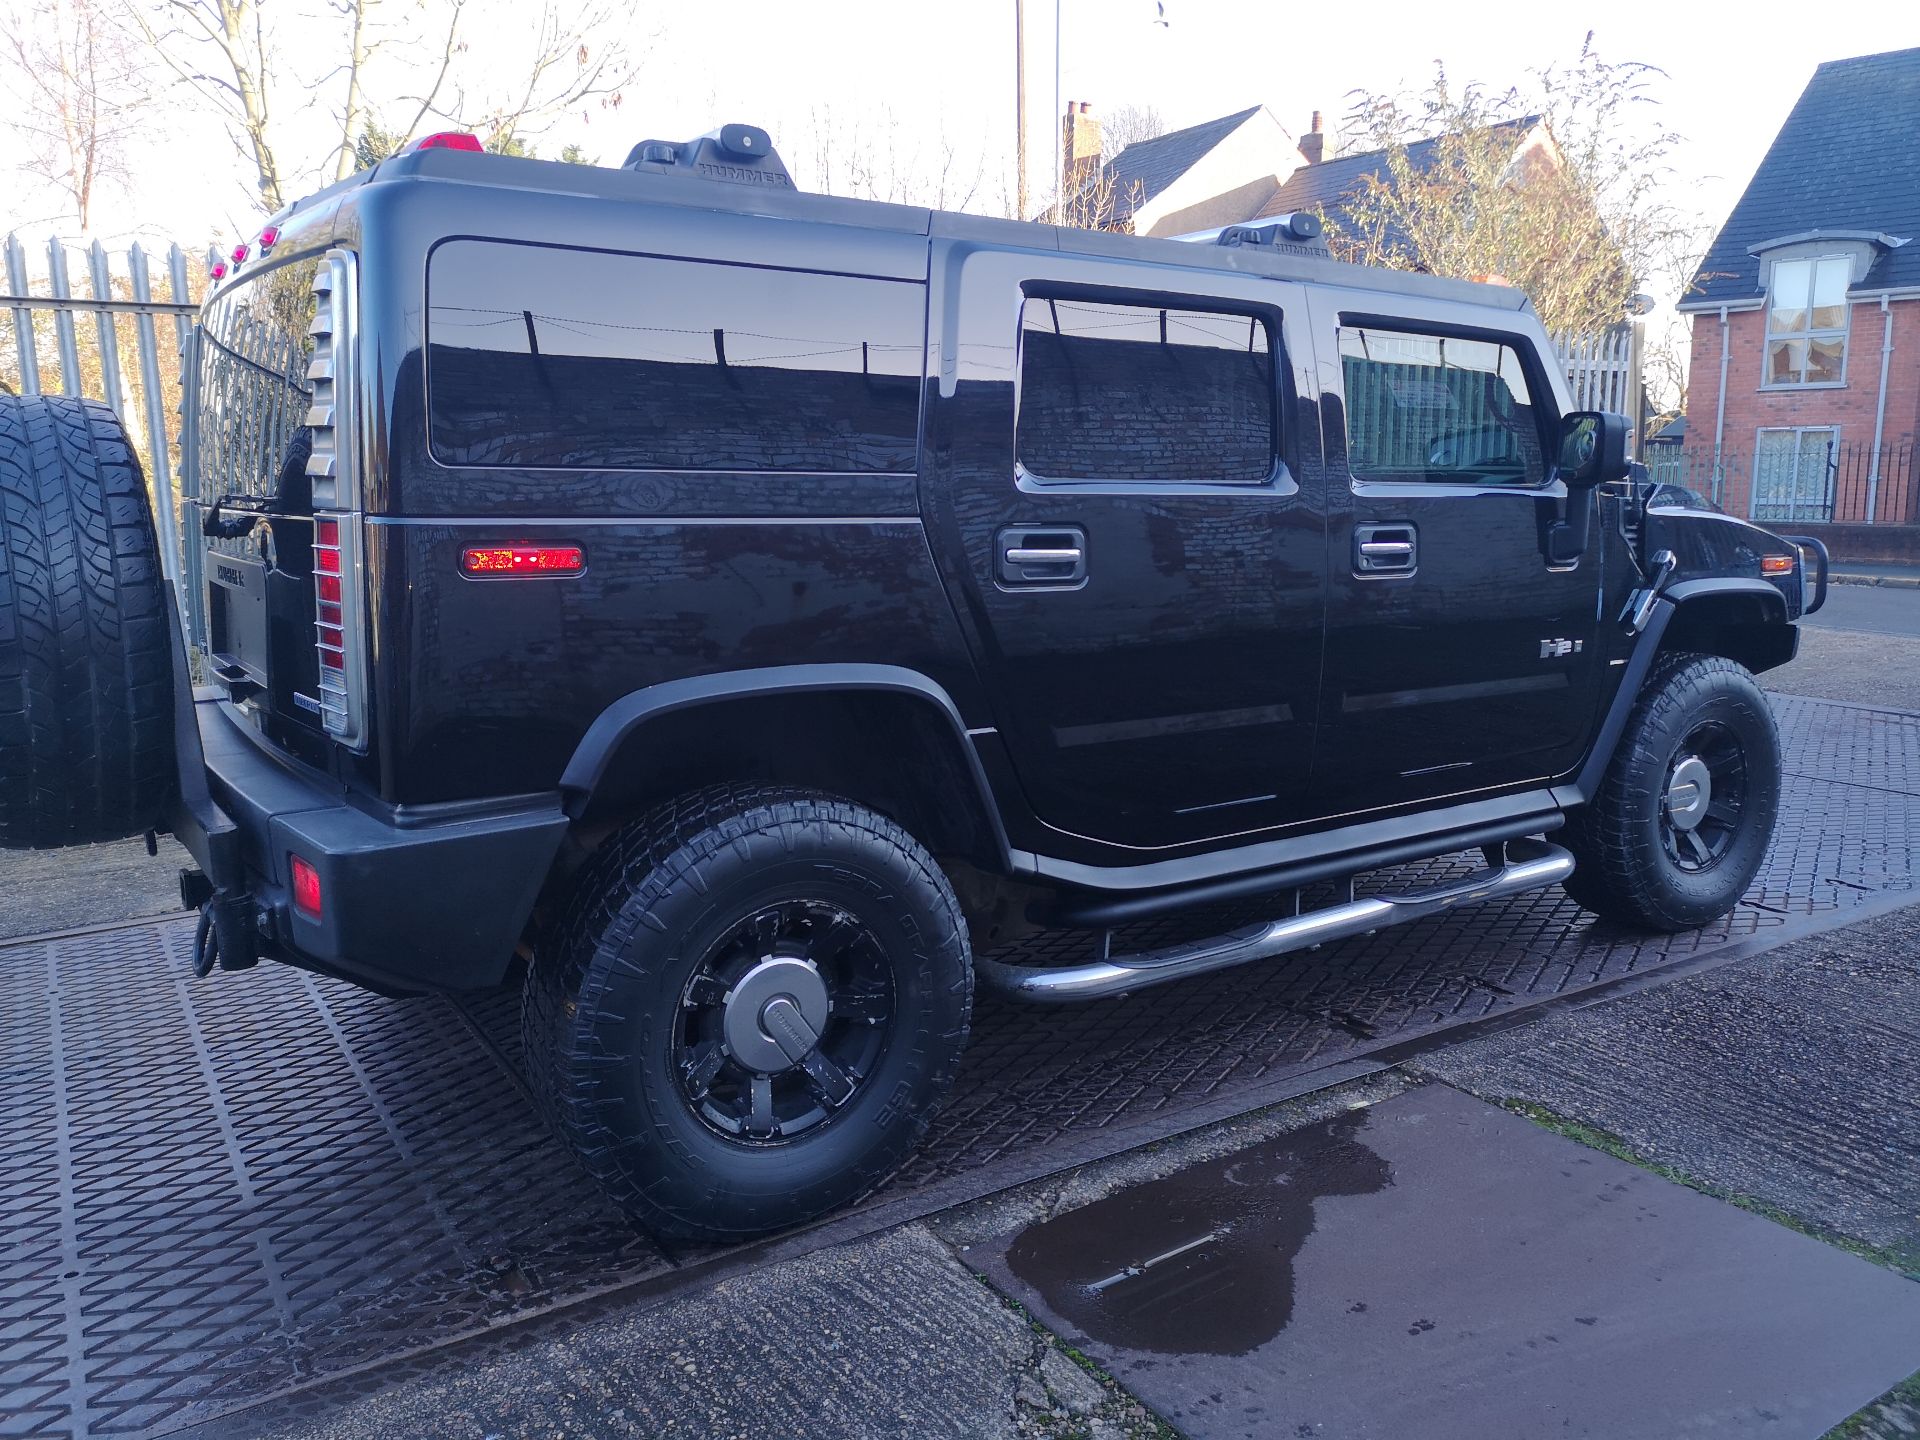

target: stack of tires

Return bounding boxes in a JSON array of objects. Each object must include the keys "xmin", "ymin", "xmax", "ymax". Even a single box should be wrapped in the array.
[{"xmin": 0, "ymin": 396, "xmax": 175, "ymax": 850}]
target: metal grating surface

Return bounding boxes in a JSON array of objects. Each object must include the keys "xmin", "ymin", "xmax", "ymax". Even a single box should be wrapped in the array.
[{"xmin": 1, "ymin": 694, "xmax": 1913, "ymax": 1438}]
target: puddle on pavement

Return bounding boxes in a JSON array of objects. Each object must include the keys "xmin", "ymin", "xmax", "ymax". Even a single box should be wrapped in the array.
[{"xmin": 1003, "ymin": 1108, "xmax": 1393, "ymax": 1356}]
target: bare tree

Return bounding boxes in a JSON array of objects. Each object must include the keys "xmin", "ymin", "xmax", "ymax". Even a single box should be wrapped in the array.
[
  {"xmin": 802, "ymin": 105, "xmax": 986, "ymax": 213},
  {"xmin": 129, "ymin": 0, "xmax": 640, "ymax": 215},
  {"xmin": 2, "ymin": 0, "xmax": 152, "ymax": 231},
  {"xmin": 1100, "ymin": 102, "xmax": 1165, "ymax": 161},
  {"xmin": 1336, "ymin": 36, "xmax": 1695, "ymax": 337}
]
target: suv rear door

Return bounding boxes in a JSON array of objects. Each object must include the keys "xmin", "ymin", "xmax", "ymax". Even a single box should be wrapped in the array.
[
  {"xmin": 923, "ymin": 236, "xmax": 1326, "ymax": 850},
  {"xmin": 1308, "ymin": 292, "xmax": 1606, "ymax": 814}
]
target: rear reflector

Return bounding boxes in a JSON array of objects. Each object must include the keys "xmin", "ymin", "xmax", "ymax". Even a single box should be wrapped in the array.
[
  {"xmin": 291, "ymin": 855, "xmax": 322, "ymax": 919},
  {"xmin": 1761, "ymin": 553, "xmax": 1796, "ymax": 576},
  {"xmin": 461, "ymin": 544, "xmax": 585, "ymax": 577}
]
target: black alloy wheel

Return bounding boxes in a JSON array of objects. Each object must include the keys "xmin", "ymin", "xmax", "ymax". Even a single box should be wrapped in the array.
[
  {"xmin": 673, "ymin": 898, "xmax": 895, "ymax": 1143},
  {"xmin": 1657, "ymin": 719, "xmax": 1749, "ymax": 875}
]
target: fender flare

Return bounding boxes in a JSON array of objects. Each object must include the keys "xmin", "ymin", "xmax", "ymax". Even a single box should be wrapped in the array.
[
  {"xmin": 557, "ymin": 662, "xmax": 1016, "ymax": 864},
  {"xmin": 1561, "ymin": 577, "xmax": 1791, "ymax": 806}
]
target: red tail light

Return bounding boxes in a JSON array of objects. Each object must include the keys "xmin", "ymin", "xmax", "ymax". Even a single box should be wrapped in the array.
[
  {"xmin": 461, "ymin": 544, "xmax": 585, "ymax": 576},
  {"xmin": 411, "ymin": 131, "xmax": 484, "ymax": 153},
  {"xmin": 291, "ymin": 855, "xmax": 323, "ymax": 919},
  {"xmin": 313, "ymin": 518, "xmax": 346, "ymax": 673}
]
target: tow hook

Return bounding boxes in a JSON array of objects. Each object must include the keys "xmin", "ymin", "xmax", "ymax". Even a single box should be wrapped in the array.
[
  {"xmin": 189, "ymin": 887, "xmax": 261, "ymax": 978},
  {"xmin": 1624, "ymin": 548, "xmax": 1677, "ymax": 636}
]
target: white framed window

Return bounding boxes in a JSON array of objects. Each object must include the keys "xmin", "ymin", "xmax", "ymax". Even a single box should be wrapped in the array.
[
  {"xmin": 1763, "ymin": 256, "xmax": 1849, "ymax": 387},
  {"xmin": 1752, "ymin": 426, "xmax": 1836, "ymax": 522}
]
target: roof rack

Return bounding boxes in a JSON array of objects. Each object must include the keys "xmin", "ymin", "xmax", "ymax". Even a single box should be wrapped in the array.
[{"xmin": 621, "ymin": 124, "xmax": 795, "ymax": 190}]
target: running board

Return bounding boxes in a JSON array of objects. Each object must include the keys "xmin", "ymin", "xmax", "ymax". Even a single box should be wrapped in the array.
[{"xmin": 975, "ymin": 838, "xmax": 1575, "ymax": 1004}]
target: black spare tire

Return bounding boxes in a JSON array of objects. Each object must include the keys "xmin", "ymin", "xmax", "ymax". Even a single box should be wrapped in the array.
[{"xmin": 0, "ymin": 395, "xmax": 176, "ymax": 850}]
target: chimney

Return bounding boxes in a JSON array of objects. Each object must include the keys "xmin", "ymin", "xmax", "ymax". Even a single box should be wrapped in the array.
[
  {"xmin": 1062, "ymin": 100, "xmax": 1102, "ymax": 190},
  {"xmin": 1298, "ymin": 110, "xmax": 1325, "ymax": 166}
]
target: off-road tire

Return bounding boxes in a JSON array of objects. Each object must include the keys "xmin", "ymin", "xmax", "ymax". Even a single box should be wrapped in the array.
[
  {"xmin": 523, "ymin": 785, "xmax": 974, "ymax": 1242},
  {"xmin": 0, "ymin": 395, "xmax": 174, "ymax": 850},
  {"xmin": 1561, "ymin": 652, "xmax": 1780, "ymax": 931}
]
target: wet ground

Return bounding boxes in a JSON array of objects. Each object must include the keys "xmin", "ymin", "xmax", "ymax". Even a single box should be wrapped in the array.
[{"xmin": 981, "ymin": 1084, "xmax": 1920, "ymax": 1439}]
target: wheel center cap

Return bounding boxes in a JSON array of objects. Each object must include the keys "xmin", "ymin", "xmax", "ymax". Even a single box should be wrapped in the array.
[
  {"xmin": 1666, "ymin": 754, "xmax": 1713, "ymax": 831},
  {"xmin": 722, "ymin": 956, "xmax": 831, "ymax": 1073}
]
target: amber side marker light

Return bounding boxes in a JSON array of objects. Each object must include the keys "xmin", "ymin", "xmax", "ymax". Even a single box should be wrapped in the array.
[
  {"xmin": 1761, "ymin": 554, "xmax": 1797, "ymax": 576},
  {"xmin": 461, "ymin": 544, "xmax": 585, "ymax": 577}
]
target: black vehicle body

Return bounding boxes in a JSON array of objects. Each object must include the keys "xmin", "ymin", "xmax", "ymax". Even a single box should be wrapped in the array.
[{"xmin": 162, "ymin": 140, "xmax": 1820, "ymax": 998}]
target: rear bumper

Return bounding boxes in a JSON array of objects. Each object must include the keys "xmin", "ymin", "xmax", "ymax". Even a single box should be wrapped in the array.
[{"xmin": 168, "ymin": 695, "xmax": 569, "ymax": 993}]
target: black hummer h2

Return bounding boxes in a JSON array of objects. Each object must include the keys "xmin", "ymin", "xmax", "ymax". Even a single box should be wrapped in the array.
[{"xmin": 0, "ymin": 124, "xmax": 1829, "ymax": 1241}]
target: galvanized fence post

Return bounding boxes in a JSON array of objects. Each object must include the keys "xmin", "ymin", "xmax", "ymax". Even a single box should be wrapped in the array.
[
  {"xmin": 128, "ymin": 242, "xmax": 182, "ymax": 599},
  {"xmin": 4, "ymin": 233, "xmax": 38, "ymax": 395},
  {"xmin": 45, "ymin": 239, "xmax": 82, "ymax": 394},
  {"xmin": 85, "ymin": 239, "xmax": 127, "ymax": 422}
]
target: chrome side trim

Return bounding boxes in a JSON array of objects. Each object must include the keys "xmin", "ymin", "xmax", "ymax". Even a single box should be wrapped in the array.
[{"xmin": 976, "ymin": 839, "xmax": 1575, "ymax": 1004}]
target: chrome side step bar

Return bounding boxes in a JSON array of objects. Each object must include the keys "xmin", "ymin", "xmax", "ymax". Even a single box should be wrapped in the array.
[{"xmin": 975, "ymin": 838, "xmax": 1575, "ymax": 1004}]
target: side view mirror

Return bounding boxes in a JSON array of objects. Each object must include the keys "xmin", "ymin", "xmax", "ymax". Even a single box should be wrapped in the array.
[
  {"xmin": 1556, "ymin": 410, "xmax": 1630, "ymax": 489},
  {"xmin": 1546, "ymin": 411, "xmax": 1630, "ymax": 564}
]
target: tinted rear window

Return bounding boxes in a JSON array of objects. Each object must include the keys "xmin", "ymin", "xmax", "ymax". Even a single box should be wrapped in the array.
[
  {"xmin": 1016, "ymin": 296, "xmax": 1275, "ymax": 484},
  {"xmin": 427, "ymin": 240, "xmax": 924, "ymax": 472}
]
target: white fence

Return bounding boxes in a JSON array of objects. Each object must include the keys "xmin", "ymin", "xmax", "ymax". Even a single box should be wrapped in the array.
[{"xmin": 1552, "ymin": 323, "xmax": 1641, "ymax": 424}]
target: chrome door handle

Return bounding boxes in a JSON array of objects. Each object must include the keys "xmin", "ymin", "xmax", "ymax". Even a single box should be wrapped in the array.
[
  {"xmin": 997, "ymin": 526, "xmax": 1088, "ymax": 586},
  {"xmin": 1005, "ymin": 546, "xmax": 1083, "ymax": 564},
  {"xmin": 1355, "ymin": 522, "xmax": 1418, "ymax": 576}
]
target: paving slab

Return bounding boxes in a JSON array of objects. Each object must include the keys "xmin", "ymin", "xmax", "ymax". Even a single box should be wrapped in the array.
[
  {"xmin": 1415, "ymin": 903, "xmax": 1920, "ymax": 1258},
  {"xmin": 978, "ymin": 1084, "xmax": 1920, "ymax": 1440}
]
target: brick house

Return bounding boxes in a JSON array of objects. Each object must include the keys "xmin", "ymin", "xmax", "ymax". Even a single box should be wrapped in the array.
[{"xmin": 1679, "ymin": 46, "xmax": 1920, "ymax": 540}]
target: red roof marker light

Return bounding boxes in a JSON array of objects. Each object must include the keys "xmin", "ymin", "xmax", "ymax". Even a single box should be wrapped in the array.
[
  {"xmin": 411, "ymin": 131, "xmax": 485, "ymax": 153},
  {"xmin": 231, "ymin": 243, "xmax": 249, "ymax": 264},
  {"xmin": 259, "ymin": 225, "xmax": 280, "ymax": 251},
  {"xmin": 209, "ymin": 260, "xmax": 228, "ymax": 280}
]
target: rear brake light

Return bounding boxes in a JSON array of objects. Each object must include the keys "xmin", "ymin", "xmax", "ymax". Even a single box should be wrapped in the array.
[
  {"xmin": 461, "ymin": 544, "xmax": 585, "ymax": 576},
  {"xmin": 291, "ymin": 856, "xmax": 322, "ymax": 919},
  {"xmin": 1761, "ymin": 554, "xmax": 1796, "ymax": 576},
  {"xmin": 312, "ymin": 516, "xmax": 349, "ymax": 680},
  {"xmin": 411, "ymin": 131, "xmax": 484, "ymax": 153}
]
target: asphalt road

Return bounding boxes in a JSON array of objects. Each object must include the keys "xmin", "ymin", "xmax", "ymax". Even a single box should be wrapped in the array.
[{"xmin": 1804, "ymin": 582, "xmax": 1920, "ymax": 637}]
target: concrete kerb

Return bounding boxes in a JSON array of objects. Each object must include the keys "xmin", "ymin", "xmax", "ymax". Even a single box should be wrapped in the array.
[{"xmin": 1830, "ymin": 572, "xmax": 1920, "ymax": 589}]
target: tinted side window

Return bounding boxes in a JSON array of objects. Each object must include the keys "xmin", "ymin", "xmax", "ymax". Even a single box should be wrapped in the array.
[
  {"xmin": 427, "ymin": 240, "xmax": 923, "ymax": 472},
  {"xmin": 1017, "ymin": 297, "xmax": 1275, "ymax": 483},
  {"xmin": 1338, "ymin": 326, "xmax": 1546, "ymax": 487}
]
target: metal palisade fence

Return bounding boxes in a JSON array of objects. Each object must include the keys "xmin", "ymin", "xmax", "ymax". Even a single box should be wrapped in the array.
[
  {"xmin": 1645, "ymin": 436, "xmax": 1918, "ymax": 526},
  {"xmin": 1552, "ymin": 324, "xmax": 1638, "ymax": 418},
  {"xmin": 2, "ymin": 233, "xmax": 217, "ymax": 613}
]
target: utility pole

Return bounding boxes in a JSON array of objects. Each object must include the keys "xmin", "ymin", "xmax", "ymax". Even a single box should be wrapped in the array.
[{"xmin": 1014, "ymin": 0, "xmax": 1027, "ymax": 221}]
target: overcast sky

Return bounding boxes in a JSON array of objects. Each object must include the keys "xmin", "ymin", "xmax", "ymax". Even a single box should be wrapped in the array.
[{"xmin": 7, "ymin": 0, "xmax": 1918, "ymax": 277}]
